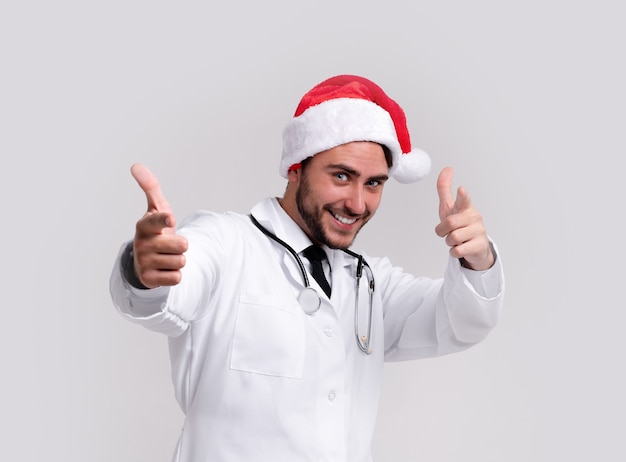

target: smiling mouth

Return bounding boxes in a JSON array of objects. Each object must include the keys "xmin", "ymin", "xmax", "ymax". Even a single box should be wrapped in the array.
[{"xmin": 330, "ymin": 210, "xmax": 358, "ymax": 225}]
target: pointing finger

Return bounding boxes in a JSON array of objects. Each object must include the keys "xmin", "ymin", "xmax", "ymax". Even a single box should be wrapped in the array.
[
  {"xmin": 137, "ymin": 212, "xmax": 176, "ymax": 236},
  {"xmin": 130, "ymin": 163, "xmax": 172, "ymax": 213},
  {"xmin": 452, "ymin": 186, "xmax": 473, "ymax": 213}
]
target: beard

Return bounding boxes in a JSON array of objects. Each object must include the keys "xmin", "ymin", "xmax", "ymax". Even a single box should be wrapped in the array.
[{"xmin": 295, "ymin": 171, "xmax": 370, "ymax": 250}]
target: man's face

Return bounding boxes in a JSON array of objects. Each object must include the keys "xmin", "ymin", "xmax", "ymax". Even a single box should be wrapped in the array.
[{"xmin": 293, "ymin": 141, "xmax": 389, "ymax": 249}]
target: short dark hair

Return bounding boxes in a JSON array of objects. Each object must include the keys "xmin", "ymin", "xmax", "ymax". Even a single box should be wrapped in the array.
[
  {"xmin": 301, "ymin": 143, "xmax": 393, "ymax": 171},
  {"xmin": 381, "ymin": 145, "xmax": 393, "ymax": 168}
]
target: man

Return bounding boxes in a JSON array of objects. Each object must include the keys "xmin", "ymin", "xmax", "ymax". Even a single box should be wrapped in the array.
[{"xmin": 110, "ymin": 75, "xmax": 504, "ymax": 461}]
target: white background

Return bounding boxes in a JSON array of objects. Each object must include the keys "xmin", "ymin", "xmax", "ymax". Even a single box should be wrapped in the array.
[{"xmin": 1, "ymin": 1, "xmax": 624, "ymax": 460}]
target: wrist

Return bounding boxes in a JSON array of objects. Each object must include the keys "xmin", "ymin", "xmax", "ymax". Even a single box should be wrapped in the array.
[
  {"xmin": 121, "ymin": 242, "xmax": 150, "ymax": 290},
  {"xmin": 460, "ymin": 242, "xmax": 496, "ymax": 271}
]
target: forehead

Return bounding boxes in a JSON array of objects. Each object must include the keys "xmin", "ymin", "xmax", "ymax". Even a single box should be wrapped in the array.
[{"xmin": 310, "ymin": 141, "xmax": 388, "ymax": 173}]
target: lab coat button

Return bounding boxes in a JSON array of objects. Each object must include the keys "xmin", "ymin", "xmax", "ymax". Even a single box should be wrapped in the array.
[
  {"xmin": 324, "ymin": 328, "xmax": 334, "ymax": 337},
  {"xmin": 328, "ymin": 392, "xmax": 336, "ymax": 401}
]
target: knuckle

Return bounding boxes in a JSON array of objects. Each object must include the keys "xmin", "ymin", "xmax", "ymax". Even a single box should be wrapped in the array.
[
  {"xmin": 135, "ymin": 218, "xmax": 149, "ymax": 235},
  {"xmin": 448, "ymin": 230, "xmax": 459, "ymax": 244},
  {"xmin": 445, "ymin": 215, "xmax": 458, "ymax": 230},
  {"xmin": 472, "ymin": 211, "xmax": 483, "ymax": 224},
  {"xmin": 161, "ymin": 271, "xmax": 182, "ymax": 286},
  {"xmin": 170, "ymin": 271, "xmax": 183, "ymax": 285},
  {"xmin": 138, "ymin": 212, "xmax": 169, "ymax": 233},
  {"xmin": 145, "ymin": 269, "xmax": 183, "ymax": 287},
  {"xmin": 180, "ymin": 237, "xmax": 189, "ymax": 252},
  {"xmin": 141, "ymin": 270, "xmax": 158, "ymax": 287},
  {"xmin": 451, "ymin": 245, "xmax": 465, "ymax": 259},
  {"xmin": 172, "ymin": 236, "xmax": 188, "ymax": 253},
  {"xmin": 448, "ymin": 229, "xmax": 464, "ymax": 246}
]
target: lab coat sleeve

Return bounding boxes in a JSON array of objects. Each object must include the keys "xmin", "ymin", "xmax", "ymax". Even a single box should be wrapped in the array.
[
  {"xmin": 109, "ymin": 241, "xmax": 185, "ymax": 336},
  {"xmin": 380, "ymin": 241, "xmax": 504, "ymax": 361},
  {"xmin": 109, "ymin": 211, "xmax": 228, "ymax": 337}
]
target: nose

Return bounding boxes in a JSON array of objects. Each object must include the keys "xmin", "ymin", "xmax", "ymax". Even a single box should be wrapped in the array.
[{"xmin": 345, "ymin": 185, "xmax": 366, "ymax": 215}]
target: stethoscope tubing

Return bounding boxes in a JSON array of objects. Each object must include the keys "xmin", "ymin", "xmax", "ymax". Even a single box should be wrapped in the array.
[
  {"xmin": 249, "ymin": 214, "xmax": 312, "ymax": 288},
  {"xmin": 249, "ymin": 214, "xmax": 374, "ymax": 354},
  {"xmin": 344, "ymin": 248, "xmax": 375, "ymax": 354}
]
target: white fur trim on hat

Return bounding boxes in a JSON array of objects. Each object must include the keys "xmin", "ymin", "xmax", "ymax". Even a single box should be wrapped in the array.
[{"xmin": 280, "ymin": 98, "xmax": 403, "ymax": 178}]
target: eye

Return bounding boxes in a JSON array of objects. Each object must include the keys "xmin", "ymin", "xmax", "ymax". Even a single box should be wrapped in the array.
[
  {"xmin": 366, "ymin": 178, "xmax": 387, "ymax": 189},
  {"xmin": 334, "ymin": 172, "xmax": 348, "ymax": 181}
]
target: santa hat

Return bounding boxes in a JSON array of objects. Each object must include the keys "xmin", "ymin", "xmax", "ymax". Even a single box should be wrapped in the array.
[{"xmin": 280, "ymin": 74, "xmax": 431, "ymax": 183}]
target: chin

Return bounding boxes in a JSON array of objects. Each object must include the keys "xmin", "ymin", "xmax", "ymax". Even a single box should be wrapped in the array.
[{"xmin": 323, "ymin": 230, "xmax": 358, "ymax": 250}]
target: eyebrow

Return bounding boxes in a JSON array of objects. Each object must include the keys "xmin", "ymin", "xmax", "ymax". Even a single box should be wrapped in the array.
[{"xmin": 326, "ymin": 164, "xmax": 389, "ymax": 183}]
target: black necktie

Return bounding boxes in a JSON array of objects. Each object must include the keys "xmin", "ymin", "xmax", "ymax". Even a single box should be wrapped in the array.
[{"xmin": 303, "ymin": 245, "xmax": 332, "ymax": 298}]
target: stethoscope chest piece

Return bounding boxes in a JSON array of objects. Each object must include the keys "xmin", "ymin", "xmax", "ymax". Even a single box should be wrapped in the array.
[
  {"xmin": 249, "ymin": 214, "xmax": 374, "ymax": 353},
  {"xmin": 298, "ymin": 287, "xmax": 321, "ymax": 315}
]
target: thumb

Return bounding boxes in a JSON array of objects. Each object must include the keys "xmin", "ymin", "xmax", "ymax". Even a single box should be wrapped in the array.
[
  {"xmin": 436, "ymin": 167, "xmax": 455, "ymax": 220},
  {"xmin": 130, "ymin": 163, "xmax": 172, "ymax": 213}
]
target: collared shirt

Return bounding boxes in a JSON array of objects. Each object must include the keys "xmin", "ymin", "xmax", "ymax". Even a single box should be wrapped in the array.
[{"xmin": 110, "ymin": 197, "xmax": 504, "ymax": 462}]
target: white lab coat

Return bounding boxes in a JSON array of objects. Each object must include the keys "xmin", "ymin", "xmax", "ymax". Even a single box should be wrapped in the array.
[{"xmin": 110, "ymin": 197, "xmax": 504, "ymax": 462}]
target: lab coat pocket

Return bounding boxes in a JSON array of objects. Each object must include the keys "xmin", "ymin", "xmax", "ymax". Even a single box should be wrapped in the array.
[{"xmin": 230, "ymin": 292, "xmax": 305, "ymax": 378}]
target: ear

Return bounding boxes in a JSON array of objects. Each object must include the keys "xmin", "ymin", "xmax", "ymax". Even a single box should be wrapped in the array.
[{"xmin": 287, "ymin": 166, "xmax": 301, "ymax": 183}]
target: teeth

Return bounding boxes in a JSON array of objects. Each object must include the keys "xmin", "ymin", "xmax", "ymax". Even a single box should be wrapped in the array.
[{"xmin": 332, "ymin": 212, "xmax": 357, "ymax": 225}]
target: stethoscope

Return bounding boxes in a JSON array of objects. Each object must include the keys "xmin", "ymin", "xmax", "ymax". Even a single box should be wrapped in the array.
[{"xmin": 250, "ymin": 215, "xmax": 375, "ymax": 354}]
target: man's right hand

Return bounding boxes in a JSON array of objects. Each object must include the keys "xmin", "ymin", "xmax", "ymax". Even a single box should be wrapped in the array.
[{"xmin": 130, "ymin": 163, "xmax": 188, "ymax": 288}]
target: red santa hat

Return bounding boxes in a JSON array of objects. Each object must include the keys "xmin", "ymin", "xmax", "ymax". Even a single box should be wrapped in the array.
[{"xmin": 280, "ymin": 74, "xmax": 431, "ymax": 183}]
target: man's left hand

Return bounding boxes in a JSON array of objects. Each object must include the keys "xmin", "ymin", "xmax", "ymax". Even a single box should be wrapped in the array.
[{"xmin": 435, "ymin": 167, "xmax": 495, "ymax": 271}]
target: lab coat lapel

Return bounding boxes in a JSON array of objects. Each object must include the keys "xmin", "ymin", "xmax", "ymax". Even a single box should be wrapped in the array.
[
  {"xmin": 249, "ymin": 198, "xmax": 354, "ymax": 308},
  {"xmin": 249, "ymin": 198, "xmax": 313, "ymax": 292}
]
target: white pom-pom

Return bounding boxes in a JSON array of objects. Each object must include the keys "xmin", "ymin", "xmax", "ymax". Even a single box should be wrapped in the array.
[{"xmin": 392, "ymin": 148, "xmax": 431, "ymax": 183}]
